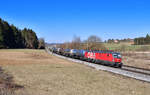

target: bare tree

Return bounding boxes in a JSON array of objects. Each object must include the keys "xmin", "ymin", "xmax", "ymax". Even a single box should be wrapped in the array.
[
  {"xmin": 59, "ymin": 35, "xmax": 105, "ymax": 50},
  {"xmin": 87, "ymin": 35, "xmax": 102, "ymax": 43},
  {"xmin": 38, "ymin": 38, "xmax": 45, "ymax": 49},
  {"xmin": 72, "ymin": 35, "xmax": 81, "ymax": 43},
  {"xmin": 71, "ymin": 35, "xmax": 81, "ymax": 49},
  {"xmin": 85, "ymin": 35, "xmax": 105, "ymax": 50}
]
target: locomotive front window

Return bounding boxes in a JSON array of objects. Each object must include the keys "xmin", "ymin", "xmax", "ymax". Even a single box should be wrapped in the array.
[
  {"xmin": 117, "ymin": 54, "xmax": 122, "ymax": 58},
  {"xmin": 113, "ymin": 54, "xmax": 121, "ymax": 58},
  {"xmin": 113, "ymin": 54, "xmax": 118, "ymax": 58}
]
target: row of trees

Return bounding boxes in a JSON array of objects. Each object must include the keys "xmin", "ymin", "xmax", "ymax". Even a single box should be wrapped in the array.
[
  {"xmin": 58, "ymin": 35, "xmax": 106, "ymax": 50},
  {"xmin": 107, "ymin": 38, "xmax": 133, "ymax": 43},
  {"xmin": 134, "ymin": 34, "xmax": 150, "ymax": 45},
  {"xmin": 107, "ymin": 39, "xmax": 116, "ymax": 43},
  {"xmin": 0, "ymin": 18, "xmax": 45, "ymax": 49}
]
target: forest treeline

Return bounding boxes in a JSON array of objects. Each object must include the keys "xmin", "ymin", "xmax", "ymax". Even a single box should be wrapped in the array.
[
  {"xmin": 105, "ymin": 34, "xmax": 150, "ymax": 45},
  {"xmin": 134, "ymin": 34, "xmax": 150, "ymax": 45},
  {"xmin": 0, "ymin": 18, "xmax": 45, "ymax": 49}
]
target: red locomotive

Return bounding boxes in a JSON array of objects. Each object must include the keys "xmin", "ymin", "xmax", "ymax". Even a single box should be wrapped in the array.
[{"xmin": 84, "ymin": 50, "xmax": 122, "ymax": 68}]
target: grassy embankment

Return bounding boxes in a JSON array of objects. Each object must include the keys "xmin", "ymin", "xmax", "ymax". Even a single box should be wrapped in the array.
[{"xmin": 104, "ymin": 43, "xmax": 150, "ymax": 51}]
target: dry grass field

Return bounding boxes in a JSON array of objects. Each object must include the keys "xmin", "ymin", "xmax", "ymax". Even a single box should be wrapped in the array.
[
  {"xmin": 122, "ymin": 52, "xmax": 150, "ymax": 69},
  {"xmin": 0, "ymin": 49, "xmax": 150, "ymax": 95}
]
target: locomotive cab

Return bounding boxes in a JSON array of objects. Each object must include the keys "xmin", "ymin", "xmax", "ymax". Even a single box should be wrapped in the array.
[{"xmin": 112, "ymin": 53, "xmax": 123, "ymax": 68}]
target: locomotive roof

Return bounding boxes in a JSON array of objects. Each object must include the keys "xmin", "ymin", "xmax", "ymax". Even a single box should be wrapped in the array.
[
  {"xmin": 51, "ymin": 47, "xmax": 120, "ymax": 54},
  {"xmin": 87, "ymin": 50, "xmax": 120, "ymax": 54}
]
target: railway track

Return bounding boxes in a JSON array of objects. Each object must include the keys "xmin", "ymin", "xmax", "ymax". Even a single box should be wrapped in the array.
[
  {"xmin": 45, "ymin": 47, "xmax": 150, "ymax": 83},
  {"xmin": 122, "ymin": 65, "xmax": 150, "ymax": 76}
]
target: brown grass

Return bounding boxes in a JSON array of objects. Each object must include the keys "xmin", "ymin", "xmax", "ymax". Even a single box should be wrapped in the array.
[
  {"xmin": 0, "ymin": 49, "xmax": 150, "ymax": 95},
  {"xmin": 122, "ymin": 52, "xmax": 150, "ymax": 69},
  {"xmin": 0, "ymin": 66, "xmax": 26, "ymax": 95}
]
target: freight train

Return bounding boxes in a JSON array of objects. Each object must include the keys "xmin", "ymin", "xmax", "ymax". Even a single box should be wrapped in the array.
[{"xmin": 48, "ymin": 47, "xmax": 123, "ymax": 68}]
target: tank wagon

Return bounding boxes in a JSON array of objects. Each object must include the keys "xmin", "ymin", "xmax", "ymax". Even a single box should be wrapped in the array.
[
  {"xmin": 49, "ymin": 47, "xmax": 123, "ymax": 68},
  {"xmin": 63, "ymin": 49, "xmax": 71, "ymax": 57},
  {"xmin": 70, "ymin": 49, "xmax": 86, "ymax": 59},
  {"xmin": 70, "ymin": 49, "xmax": 78, "ymax": 58}
]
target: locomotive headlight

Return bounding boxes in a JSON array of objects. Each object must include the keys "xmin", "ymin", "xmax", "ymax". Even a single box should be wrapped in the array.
[
  {"xmin": 118, "ymin": 54, "xmax": 122, "ymax": 58},
  {"xmin": 112, "ymin": 58, "xmax": 114, "ymax": 62}
]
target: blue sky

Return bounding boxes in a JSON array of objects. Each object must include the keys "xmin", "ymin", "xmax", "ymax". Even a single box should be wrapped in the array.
[{"xmin": 0, "ymin": 0, "xmax": 150, "ymax": 43}]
